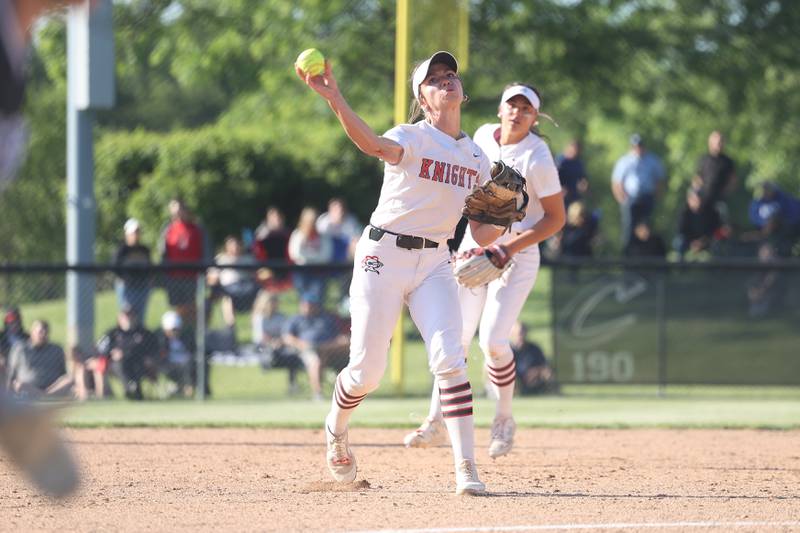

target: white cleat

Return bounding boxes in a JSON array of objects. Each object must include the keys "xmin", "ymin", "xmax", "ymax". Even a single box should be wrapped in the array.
[
  {"xmin": 325, "ymin": 425, "xmax": 357, "ymax": 483},
  {"xmin": 403, "ymin": 417, "xmax": 448, "ymax": 448},
  {"xmin": 455, "ymin": 459, "xmax": 486, "ymax": 495},
  {"xmin": 488, "ymin": 416, "xmax": 516, "ymax": 459}
]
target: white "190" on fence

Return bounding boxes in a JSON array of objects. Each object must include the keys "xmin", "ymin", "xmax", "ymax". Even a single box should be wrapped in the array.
[{"xmin": 572, "ymin": 351, "xmax": 635, "ymax": 382}]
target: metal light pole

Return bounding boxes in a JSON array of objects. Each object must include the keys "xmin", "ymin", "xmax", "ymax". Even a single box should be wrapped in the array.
[{"xmin": 66, "ymin": 0, "xmax": 114, "ymax": 356}]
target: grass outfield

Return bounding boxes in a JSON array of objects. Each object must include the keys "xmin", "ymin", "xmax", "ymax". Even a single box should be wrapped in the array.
[{"xmin": 61, "ymin": 386, "xmax": 800, "ymax": 429}]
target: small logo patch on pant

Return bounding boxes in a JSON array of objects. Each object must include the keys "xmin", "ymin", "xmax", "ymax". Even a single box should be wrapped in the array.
[{"xmin": 361, "ymin": 255, "xmax": 383, "ymax": 274}]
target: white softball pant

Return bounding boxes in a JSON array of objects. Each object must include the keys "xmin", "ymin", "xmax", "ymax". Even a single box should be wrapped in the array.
[
  {"xmin": 344, "ymin": 228, "xmax": 467, "ymax": 396},
  {"xmin": 459, "ymin": 246, "xmax": 541, "ymax": 361}
]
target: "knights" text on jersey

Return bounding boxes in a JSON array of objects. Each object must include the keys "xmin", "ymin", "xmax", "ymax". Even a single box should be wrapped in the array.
[{"xmin": 418, "ymin": 158, "xmax": 477, "ymax": 189}]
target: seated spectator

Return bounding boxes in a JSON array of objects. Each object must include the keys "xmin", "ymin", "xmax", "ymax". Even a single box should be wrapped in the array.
[
  {"xmin": 747, "ymin": 243, "xmax": 787, "ymax": 318},
  {"xmin": 113, "ymin": 218, "xmax": 152, "ymax": 320},
  {"xmin": 252, "ymin": 206, "xmax": 293, "ymax": 293},
  {"xmin": 509, "ymin": 322, "xmax": 555, "ymax": 395},
  {"xmin": 0, "ymin": 307, "xmax": 29, "ymax": 380},
  {"xmin": 556, "ymin": 140, "xmax": 590, "ymax": 208},
  {"xmin": 559, "ymin": 201, "xmax": 600, "ymax": 257},
  {"xmin": 207, "ymin": 235, "xmax": 259, "ymax": 330},
  {"xmin": 73, "ymin": 345, "xmax": 108, "ymax": 401},
  {"xmin": 288, "ymin": 207, "xmax": 333, "ymax": 303},
  {"xmin": 747, "ymin": 181, "xmax": 800, "ymax": 256},
  {"xmin": 675, "ymin": 187, "xmax": 723, "ymax": 258},
  {"xmin": 157, "ymin": 311, "xmax": 196, "ymax": 398},
  {"xmin": 6, "ymin": 320, "xmax": 73, "ymax": 399},
  {"xmin": 251, "ymin": 291, "xmax": 303, "ymax": 394},
  {"xmin": 94, "ymin": 307, "xmax": 158, "ymax": 400},
  {"xmin": 282, "ymin": 294, "xmax": 349, "ymax": 401},
  {"xmin": 624, "ymin": 221, "xmax": 667, "ymax": 258}
]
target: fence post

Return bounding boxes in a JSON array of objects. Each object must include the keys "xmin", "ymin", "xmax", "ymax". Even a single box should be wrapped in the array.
[
  {"xmin": 549, "ymin": 265, "xmax": 559, "ymax": 384},
  {"xmin": 195, "ymin": 272, "xmax": 207, "ymax": 401},
  {"xmin": 656, "ymin": 272, "xmax": 667, "ymax": 397}
]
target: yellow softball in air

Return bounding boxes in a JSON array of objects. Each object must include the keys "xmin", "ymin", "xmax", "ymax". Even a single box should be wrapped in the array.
[{"xmin": 295, "ymin": 48, "xmax": 325, "ymax": 77}]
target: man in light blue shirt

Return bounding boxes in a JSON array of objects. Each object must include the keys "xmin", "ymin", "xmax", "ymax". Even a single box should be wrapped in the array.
[{"xmin": 611, "ymin": 134, "xmax": 667, "ymax": 247}]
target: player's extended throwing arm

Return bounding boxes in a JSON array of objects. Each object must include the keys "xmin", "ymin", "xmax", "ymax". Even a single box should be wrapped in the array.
[{"xmin": 296, "ymin": 61, "xmax": 403, "ymax": 166}]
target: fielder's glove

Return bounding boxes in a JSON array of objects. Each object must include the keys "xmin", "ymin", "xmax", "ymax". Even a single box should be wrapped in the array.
[
  {"xmin": 462, "ymin": 161, "xmax": 528, "ymax": 230},
  {"xmin": 453, "ymin": 244, "xmax": 512, "ymax": 288}
]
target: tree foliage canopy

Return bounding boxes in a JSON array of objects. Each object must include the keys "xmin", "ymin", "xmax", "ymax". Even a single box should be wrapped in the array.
[{"xmin": 2, "ymin": 0, "xmax": 798, "ymax": 261}]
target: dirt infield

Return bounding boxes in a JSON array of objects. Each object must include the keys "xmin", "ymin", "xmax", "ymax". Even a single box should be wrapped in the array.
[{"xmin": 1, "ymin": 428, "xmax": 799, "ymax": 532}]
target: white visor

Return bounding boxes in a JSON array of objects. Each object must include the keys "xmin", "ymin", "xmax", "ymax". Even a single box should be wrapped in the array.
[
  {"xmin": 500, "ymin": 85, "xmax": 541, "ymax": 111},
  {"xmin": 411, "ymin": 51, "xmax": 458, "ymax": 100}
]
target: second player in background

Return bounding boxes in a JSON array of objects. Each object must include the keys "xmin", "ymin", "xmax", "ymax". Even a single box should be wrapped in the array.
[{"xmin": 404, "ymin": 83, "xmax": 565, "ymax": 458}]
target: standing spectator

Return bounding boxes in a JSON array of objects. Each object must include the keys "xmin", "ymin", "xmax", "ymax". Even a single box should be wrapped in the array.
[
  {"xmin": 557, "ymin": 201, "xmax": 599, "ymax": 258},
  {"xmin": 625, "ymin": 221, "xmax": 667, "ymax": 258},
  {"xmin": 95, "ymin": 307, "xmax": 158, "ymax": 400},
  {"xmin": 158, "ymin": 198, "xmax": 210, "ymax": 324},
  {"xmin": 509, "ymin": 322, "xmax": 555, "ymax": 396},
  {"xmin": 6, "ymin": 320, "xmax": 73, "ymax": 398},
  {"xmin": 251, "ymin": 292, "xmax": 302, "ymax": 393},
  {"xmin": 207, "ymin": 235, "xmax": 259, "ymax": 329},
  {"xmin": 252, "ymin": 206, "xmax": 293, "ymax": 293},
  {"xmin": 282, "ymin": 294, "xmax": 349, "ymax": 401},
  {"xmin": 675, "ymin": 187, "xmax": 723, "ymax": 258},
  {"xmin": 288, "ymin": 207, "xmax": 333, "ymax": 303},
  {"xmin": 113, "ymin": 218, "xmax": 152, "ymax": 321},
  {"xmin": 157, "ymin": 311, "xmax": 195, "ymax": 398},
  {"xmin": 316, "ymin": 198, "xmax": 362, "ymax": 310},
  {"xmin": 693, "ymin": 130, "xmax": 737, "ymax": 211},
  {"xmin": 611, "ymin": 134, "xmax": 667, "ymax": 248},
  {"xmin": 555, "ymin": 140, "xmax": 589, "ymax": 208},
  {"xmin": 748, "ymin": 181, "xmax": 800, "ymax": 256},
  {"xmin": 316, "ymin": 198, "xmax": 362, "ymax": 262},
  {"xmin": 1, "ymin": 307, "xmax": 28, "ymax": 379}
]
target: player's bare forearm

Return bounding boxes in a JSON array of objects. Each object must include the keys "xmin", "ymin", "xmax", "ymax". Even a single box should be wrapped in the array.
[
  {"xmin": 504, "ymin": 193, "xmax": 566, "ymax": 256},
  {"xmin": 326, "ymin": 94, "xmax": 403, "ymax": 164},
  {"xmin": 469, "ymin": 220, "xmax": 505, "ymax": 246}
]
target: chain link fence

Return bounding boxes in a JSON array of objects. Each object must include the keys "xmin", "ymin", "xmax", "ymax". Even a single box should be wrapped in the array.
[
  {"xmin": 2, "ymin": 257, "xmax": 798, "ymax": 403},
  {"xmin": 0, "ymin": 263, "xmax": 354, "ymax": 402},
  {"xmin": 551, "ymin": 258, "xmax": 800, "ymax": 386}
]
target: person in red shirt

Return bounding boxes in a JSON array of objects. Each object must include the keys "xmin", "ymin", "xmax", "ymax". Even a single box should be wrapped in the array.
[{"xmin": 157, "ymin": 198, "xmax": 210, "ymax": 324}]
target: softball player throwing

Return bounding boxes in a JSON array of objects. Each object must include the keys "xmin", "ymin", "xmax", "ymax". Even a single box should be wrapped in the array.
[
  {"xmin": 404, "ymin": 83, "xmax": 565, "ymax": 458},
  {"xmin": 297, "ymin": 51, "xmax": 504, "ymax": 494}
]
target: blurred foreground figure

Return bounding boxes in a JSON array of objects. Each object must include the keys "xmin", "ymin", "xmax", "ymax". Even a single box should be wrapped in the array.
[
  {"xmin": 0, "ymin": 0, "xmax": 90, "ymax": 497},
  {"xmin": 0, "ymin": 393, "xmax": 79, "ymax": 497}
]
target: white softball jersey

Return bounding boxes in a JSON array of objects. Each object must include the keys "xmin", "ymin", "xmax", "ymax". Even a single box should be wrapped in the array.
[{"xmin": 370, "ymin": 120, "xmax": 491, "ymax": 243}]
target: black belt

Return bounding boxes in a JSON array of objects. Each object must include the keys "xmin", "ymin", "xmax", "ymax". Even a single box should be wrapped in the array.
[{"xmin": 368, "ymin": 226, "xmax": 438, "ymax": 250}]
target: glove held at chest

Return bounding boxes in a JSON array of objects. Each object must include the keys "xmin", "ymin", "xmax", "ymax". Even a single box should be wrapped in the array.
[{"xmin": 462, "ymin": 161, "xmax": 528, "ymax": 228}]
